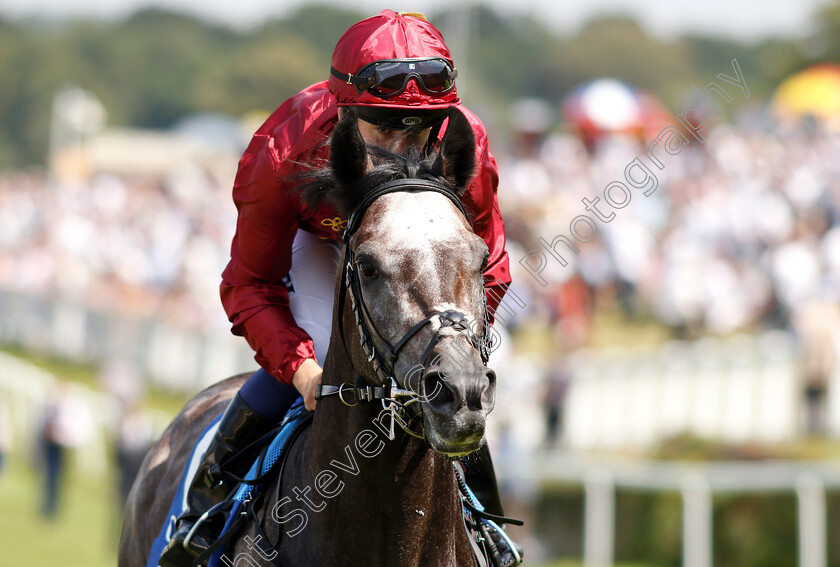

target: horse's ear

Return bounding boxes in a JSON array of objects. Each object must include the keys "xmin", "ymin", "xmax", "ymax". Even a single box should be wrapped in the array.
[
  {"xmin": 433, "ymin": 107, "xmax": 476, "ymax": 192},
  {"xmin": 331, "ymin": 107, "xmax": 368, "ymax": 186}
]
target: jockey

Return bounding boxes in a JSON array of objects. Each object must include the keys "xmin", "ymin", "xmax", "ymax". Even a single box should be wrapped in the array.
[{"xmin": 160, "ymin": 10, "xmax": 520, "ymax": 567}]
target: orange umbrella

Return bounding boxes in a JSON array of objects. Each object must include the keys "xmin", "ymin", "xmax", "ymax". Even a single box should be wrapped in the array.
[{"xmin": 771, "ymin": 63, "xmax": 840, "ymax": 123}]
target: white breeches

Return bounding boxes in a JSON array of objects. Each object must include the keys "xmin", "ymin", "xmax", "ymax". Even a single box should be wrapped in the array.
[{"xmin": 286, "ymin": 230, "xmax": 342, "ymax": 365}]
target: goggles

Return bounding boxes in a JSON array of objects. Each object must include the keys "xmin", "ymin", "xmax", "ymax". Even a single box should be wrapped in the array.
[{"xmin": 331, "ymin": 57, "xmax": 457, "ymax": 98}]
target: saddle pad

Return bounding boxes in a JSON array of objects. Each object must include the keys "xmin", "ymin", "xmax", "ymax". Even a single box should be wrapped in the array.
[
  {"xmin": 146, "ymin": 415, "xmax": 223, "ymax": 567},
  {"xmin": 146, "ymin": 398, "xmax": 310, "ymax": 567},
  {"xmin": 205, "ymin": 398, "xmax": 310, "ymax": 567}
]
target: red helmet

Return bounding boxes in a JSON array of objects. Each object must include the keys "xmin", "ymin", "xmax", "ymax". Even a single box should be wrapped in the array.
[{"xmin": 329, "ymin": 10, "xmax": 460, "ymax": 111}]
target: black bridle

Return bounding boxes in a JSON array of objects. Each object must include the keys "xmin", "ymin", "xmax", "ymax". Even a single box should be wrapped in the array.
[{"xmin": 315, "ymin": 178, "xmax": 490, "ymax": 421}]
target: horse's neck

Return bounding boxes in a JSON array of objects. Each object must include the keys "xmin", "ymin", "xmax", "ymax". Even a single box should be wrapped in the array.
[
  {"xmin": 304, "ymin": 403, "xmax": 464, "ymax": 564},
  {"xmin": 295, "ymin": 342, "xmax": 467, "ymax": 564}
]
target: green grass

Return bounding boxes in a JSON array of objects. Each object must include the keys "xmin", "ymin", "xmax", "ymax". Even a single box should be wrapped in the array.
[
  {"xmin": 587, "ymin": 307, "xmax": 672, "ymax": 350},
  {"xmin": 0, "ymin": 456, "xmax": 120, "ymax": 567},
  {"xmin": 2, "ymin": 345, "xmax": 190, "ymax": 416},
  {"xmin": 1, "ymin": 344, "xmax": 105, "ymax": 385},
  {"xmin": 0, "ymin": 347, "xmax": 182, "ymax": 566},
  {"xmin": 510, "ymin": 305, "xmax": 672, "ymax": 359}
]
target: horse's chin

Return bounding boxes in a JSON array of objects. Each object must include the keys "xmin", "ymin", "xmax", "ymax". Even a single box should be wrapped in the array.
[{"xmin": 423, "ymin": 416, "xmax": 486, "ymax": 458}]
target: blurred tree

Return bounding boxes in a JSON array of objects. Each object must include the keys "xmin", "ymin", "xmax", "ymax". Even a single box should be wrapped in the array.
[
  {"xmin": 811, "ymin": 0, "xmax": 840, "ymax": 63},
  {"xmin": 193, "ymin": 34, "xmax": 326, "ymax": 116},
  {"xmin": 0, "ymin": 4, "xmax": 821, "ymax": 168},
  {"xmin": 544, "ymin": 17, "xmax": 694, "ymax": 107},
  {"xmin": 0, "ymin": 17, "xmax": 28, "ymax": 164},
  {"xmin": 102, "ymin": 9, "xmax": 236, "ymax": 128},
  {"xmin": 455, "ymin": 6, "xmax": 555, "ymax": 103},
  {"xmin": 278, "ymin": 5, "xmax": 365, "ymax": 62}
]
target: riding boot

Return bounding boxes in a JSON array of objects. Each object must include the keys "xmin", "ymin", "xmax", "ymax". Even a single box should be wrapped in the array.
[
  {"xmin": 158, "ymin": 393, "xmax": 277, "ymax": 567},
  {"xmin": 463, "ymin": 444, "xmax": 524, "ymax": 567}
]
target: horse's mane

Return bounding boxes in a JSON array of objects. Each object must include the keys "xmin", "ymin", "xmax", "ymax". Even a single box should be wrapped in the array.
[{"xmin": 298, "ymin": 109, "xmax": 476, "ymax": 222}]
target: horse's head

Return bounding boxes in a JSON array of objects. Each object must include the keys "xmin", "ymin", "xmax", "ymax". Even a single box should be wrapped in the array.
[{"xmin": 312, "ymin": 107, "xmax": 496, "ymax": 457}]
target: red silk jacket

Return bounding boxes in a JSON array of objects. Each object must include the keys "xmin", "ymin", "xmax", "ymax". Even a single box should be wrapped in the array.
[{"xmin": 221, "ymin": 81, "xmax": 510, "ymax": 385}]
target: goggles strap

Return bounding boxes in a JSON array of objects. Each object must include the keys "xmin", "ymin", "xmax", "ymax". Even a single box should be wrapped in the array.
[{"xmin": 331, "ymin": 67, "xmax": 371, "ymax": 90}]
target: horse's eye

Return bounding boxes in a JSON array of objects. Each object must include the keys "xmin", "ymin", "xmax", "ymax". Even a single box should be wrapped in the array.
[
  {"xmin": 358, "ymin": 262, "xmax": 379, "ymax": 279},
  {"xmin": 480, "ymin": 254, "xmax": 489, "ymax": 272}
]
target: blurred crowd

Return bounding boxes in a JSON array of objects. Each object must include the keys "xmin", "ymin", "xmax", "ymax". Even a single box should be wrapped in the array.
[
  {"xmin": 0, "ymin": 165, "xmax": 237, "ymax": 332},
  {"xmin": 0, "ymin": 115, "xmax": 839, "ymax": 370},
  {"xmin": 498, "ymin": 119, "xmax": 840, "ymax": 355}
]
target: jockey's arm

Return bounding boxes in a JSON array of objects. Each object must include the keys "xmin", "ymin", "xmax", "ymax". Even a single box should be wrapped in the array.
[{"xmin": 221, "ymin": 132, "xmax": 319, "ymax": 389}]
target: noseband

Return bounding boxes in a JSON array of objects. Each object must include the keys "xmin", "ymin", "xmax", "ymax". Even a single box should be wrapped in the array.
[{"xmin": 315, "ymin": 178, "xmax": 490, "ymax": 426}]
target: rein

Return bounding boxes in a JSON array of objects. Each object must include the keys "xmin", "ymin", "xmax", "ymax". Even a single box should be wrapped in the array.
[{"xmin": 315, "ymin": 178, "xmax": 491, "ymax": 438}]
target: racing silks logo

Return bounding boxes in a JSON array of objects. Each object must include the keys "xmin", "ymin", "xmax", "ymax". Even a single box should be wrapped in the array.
[{"xmin": 321, "ymin": 217, "xmax": 347, "ymax": 232}]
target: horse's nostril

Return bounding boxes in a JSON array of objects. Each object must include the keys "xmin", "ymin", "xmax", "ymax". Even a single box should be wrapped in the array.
[
  {"xmin": 465, "ymin": 369, "xmax": 496, "ymax": 411},
  {"xmin": 423, "ymin": 371, "xmax": 458, "ymax": 412},
  {"xmin": 485, "ymin": 368, "xmax": 496, "ymax": 388}
]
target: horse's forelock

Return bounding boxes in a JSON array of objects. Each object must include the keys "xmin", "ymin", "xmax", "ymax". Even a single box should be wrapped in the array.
[{"xmin": 299, "ymin": 144, "xmax": 471, "ymax": 221}]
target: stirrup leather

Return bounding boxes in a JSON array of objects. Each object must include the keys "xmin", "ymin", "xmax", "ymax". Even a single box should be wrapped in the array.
[{"xmin": 454, "ymin": 463, "xmax": 524, "ymax": 567}]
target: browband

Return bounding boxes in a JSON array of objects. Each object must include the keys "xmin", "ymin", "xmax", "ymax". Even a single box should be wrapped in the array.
[{"xmin": 344, "ymin": 178, "xmax": 467, "ymax": 239}]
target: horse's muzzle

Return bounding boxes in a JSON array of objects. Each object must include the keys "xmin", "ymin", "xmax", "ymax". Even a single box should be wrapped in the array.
[{"xmin": 419, "ymin": 353, "xmax": 496, "ymax": 456}]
